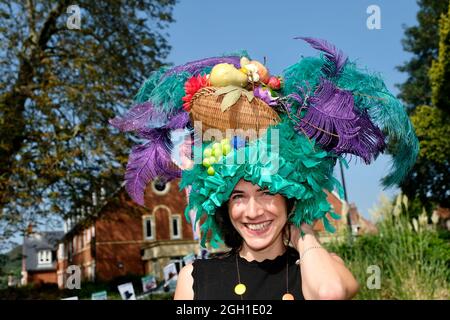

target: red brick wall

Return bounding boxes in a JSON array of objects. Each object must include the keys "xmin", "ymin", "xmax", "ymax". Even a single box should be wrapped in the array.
[
  {"xmin": 28, "ymin": 271, "xmax": 57, "ymax": 285},
  {"xmin": 95, "ymin": 243, "xmax": 145, "ymax": 281},
  {"xmin": 58, "ymin": 179, "xmax": 194, "ymax": 282},
  {"xmin": 155, "ymin": 206, "xmax": 170, "ymax": 240},
  {"xmin": 72, "ymin": 246, "xmax": 93, "ymax": 265},
  {"xmin": 96, "ymin": 209, "xmax": 144, "ymax": 242}
]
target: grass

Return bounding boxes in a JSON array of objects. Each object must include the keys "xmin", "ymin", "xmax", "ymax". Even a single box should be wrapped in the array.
[{"xmin": 324, "ymin": 194, "xmax": 450, "ymax": 300}]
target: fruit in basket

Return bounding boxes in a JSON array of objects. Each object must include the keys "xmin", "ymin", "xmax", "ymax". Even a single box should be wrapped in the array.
[
  {"xmin": 209, "ymin": 63, "xmax": 248, "ymax": 87},
  {"xmin": 207, "ymin": 166, "xmax": 216, "ymax": 176},
  {"xmin": 267, "ymin": 76, "xmax": 281, "ymax": 90},
  {"xmin": 250, "ymin": 60, "xmax": 270, "ymax": 84},
  {"xmin": 240, "ymin": 57, "xmax": 250, "ymax": 68}
]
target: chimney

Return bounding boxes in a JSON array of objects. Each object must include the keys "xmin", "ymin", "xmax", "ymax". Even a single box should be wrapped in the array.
[{"xmin": 26, "ymin": 223, "xmax": 33, "ymax": 235}]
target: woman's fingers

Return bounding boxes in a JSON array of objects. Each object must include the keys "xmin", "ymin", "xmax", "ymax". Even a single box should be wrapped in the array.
[{"xmin": 300, "ymin": 222, "xmax": 314, "ymax": 234}]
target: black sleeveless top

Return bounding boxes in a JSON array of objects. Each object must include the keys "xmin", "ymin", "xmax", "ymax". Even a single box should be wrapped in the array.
[{"xmin": 192, "ymin": 246, "xmax": 304, "ymax": 300}]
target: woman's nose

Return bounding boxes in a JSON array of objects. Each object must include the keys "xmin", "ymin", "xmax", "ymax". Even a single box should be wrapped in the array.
[{"xmin": 245, "ymin": 197, "xmax": 265, "ymax": 219}]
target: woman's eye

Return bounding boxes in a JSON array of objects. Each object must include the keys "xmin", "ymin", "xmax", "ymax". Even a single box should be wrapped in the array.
[{"xmin": 231, "ymin": 194, "xmax": 243, "ymax": 200}]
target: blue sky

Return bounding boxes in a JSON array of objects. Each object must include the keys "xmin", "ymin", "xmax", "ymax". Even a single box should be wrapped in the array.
[{"xmin": 165, "ymin": 0, "xmax": 419, "ymax": 219}]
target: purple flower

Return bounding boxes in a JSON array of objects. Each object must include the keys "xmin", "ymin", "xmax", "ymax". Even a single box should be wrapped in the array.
[{"xmin": 253, "ymin": 87, "xmax": 278, "ymax": 106}]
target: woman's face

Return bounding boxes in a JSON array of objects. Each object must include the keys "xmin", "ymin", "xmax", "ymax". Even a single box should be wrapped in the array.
[{"xmin": 228, "ymin": 179, "xmax": 287, "ymax": 251}]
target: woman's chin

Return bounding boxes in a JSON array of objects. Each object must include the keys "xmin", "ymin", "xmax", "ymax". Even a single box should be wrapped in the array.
[{"xmin": 242, "ymin": 236, "xmax": 274, "ymax": 251}]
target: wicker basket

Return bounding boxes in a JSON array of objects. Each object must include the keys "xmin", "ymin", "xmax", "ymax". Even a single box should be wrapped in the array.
[{"xmin": 189, "ymin": 87, "xmax": 281, "ymax": 140}]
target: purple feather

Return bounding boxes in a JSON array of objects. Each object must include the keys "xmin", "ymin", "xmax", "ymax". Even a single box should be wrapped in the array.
[
  {"xmin": 136, "ymin": 111, "xmax": 189, "ymax": 139},
  {"xmin": 295, "ymin": 37, "xmax": 348, "ymax": 77},
  {"xmin": 335, "ymin": 111, "xmax": 386, "ymax": 164},
  {"xmin": 162, "ymin": 56, "xmax": 241, "ymax": 78},
  {"xmin": 165, "ymin": 112, "xmax": 190, "ymax": 130},
  {"xmin": 125, "ymin": 130, "xmax": 181, "ymax": 206},
  {"xmin": 109, "ymin": 101, "xmax": 167, "ymax": 132},
  {"xmin": 295, "ymin": 79, "xmax": 385, "ymax": 163}
]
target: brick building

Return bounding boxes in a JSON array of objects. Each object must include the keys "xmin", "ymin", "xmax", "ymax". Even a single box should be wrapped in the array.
[
  {"xmin": 21, "ymin": 231, "xmax": 64, "ymax": 286},
  {"xmin": 56, "ymin": 179, "xmax": 197, "ymax": 287}
]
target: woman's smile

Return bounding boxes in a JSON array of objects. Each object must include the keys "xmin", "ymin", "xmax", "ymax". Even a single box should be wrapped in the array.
[{"xmin": 243, "ymin": 220, "xmax": 273, "ymax": 236}]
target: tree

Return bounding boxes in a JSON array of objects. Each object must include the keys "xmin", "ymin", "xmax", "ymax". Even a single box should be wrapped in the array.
[
  {"xmin": 396, "ymin": 0, "xmax": 449, "ymax": 111},
  {"xmin": 399, "ymin": 1, "xmax": 450, "ymax": 209},
  {"xmin": 0, "ymin": 1, "xmax": 176, "ymax": 242},
  {"xmin": 429, "ymin": 2, "xmax": 450, "ymax": 111}
]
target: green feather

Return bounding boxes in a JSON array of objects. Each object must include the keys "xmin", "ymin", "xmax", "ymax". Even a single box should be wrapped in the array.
[
  {"xmin": 134, "ymin": 67, "xmax": 168, "ymax": 103},
  {"xmin": 337, "ymin": 62, "xmax": 420, "ymax": 187},
  {"xmin": 147, "ymin": 71, "xmax": 191, "ymax": 114}
]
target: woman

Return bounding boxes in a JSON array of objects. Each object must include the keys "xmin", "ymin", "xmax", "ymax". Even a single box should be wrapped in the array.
[
  {"xmin": 174, "ymin": 179, "xmax": 359, "ymax": 300},
  {"xmin": 110, "ymin": 37, "xmax": 418, "ymax": 301}
]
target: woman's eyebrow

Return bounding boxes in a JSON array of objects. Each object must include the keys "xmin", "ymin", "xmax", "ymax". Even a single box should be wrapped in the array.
[{"xmin": 231, "ymin": 188, "xmax": 269, "ymax": 195}]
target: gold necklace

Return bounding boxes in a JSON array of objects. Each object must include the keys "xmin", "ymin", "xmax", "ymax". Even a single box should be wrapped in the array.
[{"xmin": 234, "ymin": 249, "xmax": 295, "ymax": 300}]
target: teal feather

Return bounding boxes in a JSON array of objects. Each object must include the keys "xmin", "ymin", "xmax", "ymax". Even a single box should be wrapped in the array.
[
  {"xmin": 147, "ymin": 65, "xmax": 214, "ymax": 114},
  {"xmin": 282, "ymin": 57, "xmax": 324, "ymax": 111},
  {"xmin": 147, "ymin": 71, "xmax": 191, "ymax": 114},
  {"xmin": 336, "ymin": 62, "xmax": 420, "ymax": 187},
  {"xmin": 322, "ymin": 216, "xmax": 336, "ymax": 233},
  {"xmin": 329, "ymin": 210, "xmax": 341, "ymax": 220},
  {"xmin": 134, "ymin": 67, "xmax": 168, "ymax": 103},
  {"xmin": 222, "ymin": 49, "xmax": 251, "ymax": 59}
]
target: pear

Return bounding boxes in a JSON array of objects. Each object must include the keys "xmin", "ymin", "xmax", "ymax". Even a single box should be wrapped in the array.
[{"xmin": 209, "ymin": 63, "xmax": 248, "ymax": 87}]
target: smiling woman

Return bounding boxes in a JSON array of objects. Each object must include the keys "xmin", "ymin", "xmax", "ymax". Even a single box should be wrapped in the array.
[
  {"xmin": 110, "ymin": 37, "xmax": 418, "ymax": 301},
  {"xmin": 221, "ymin": 181, "xmax": 291, "ymax": 255},
  {"xmin": 174, "ymin": 179, "xmax": 359, "ymax": 300}
]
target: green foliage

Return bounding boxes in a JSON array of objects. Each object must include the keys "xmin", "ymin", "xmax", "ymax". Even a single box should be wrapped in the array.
[
  {"xmin": 326, "ymin": 194, "xmax": 450, "ymax": 299},
  {"xmin": 0, "ymin": 1, "xmax": 176, "ymax": 242},
  {"xmin": 396, "ymin": 0, "xmax": 449, "ymax": 110},
  {"xmin": 410, "ymin": 105, "xmax": 450, "ymax": 164},
  {"xmin": 429, "ymin": 4, "xmax": 450, "ymax": 110},
  {"xmin": 397, "ymin": 1, "xmax": 450, "ymax": 208}
]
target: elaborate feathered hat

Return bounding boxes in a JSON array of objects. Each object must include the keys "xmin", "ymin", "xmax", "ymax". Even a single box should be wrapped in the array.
[{"xmin": 110, "ymin": 37, "xmax": 419, "ymax": 247}]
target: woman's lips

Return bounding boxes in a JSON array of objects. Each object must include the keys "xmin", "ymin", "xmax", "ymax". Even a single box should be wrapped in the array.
[{"xmin": 243, "ymin": 221, "xmax": 273, "ymax": 236}]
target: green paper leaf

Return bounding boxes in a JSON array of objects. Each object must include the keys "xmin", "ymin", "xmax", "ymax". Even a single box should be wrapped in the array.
[
  {"xmin": 221, "ymin": 90, "xmax": 242, "ymax": 112},
  {"xmin": 214, "ymin": 85, "xmax": 241, "ymax": 96}
]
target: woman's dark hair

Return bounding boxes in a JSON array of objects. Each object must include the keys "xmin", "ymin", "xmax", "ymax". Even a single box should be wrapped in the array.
[{"xmin": 213, "ymin": 197, "xmax": 296, "ymax": 250}]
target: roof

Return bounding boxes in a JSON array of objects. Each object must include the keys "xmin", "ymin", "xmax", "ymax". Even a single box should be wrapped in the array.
[{"xmin": 22, "ymin": 231, "xmax": 64, "ymax": 272}]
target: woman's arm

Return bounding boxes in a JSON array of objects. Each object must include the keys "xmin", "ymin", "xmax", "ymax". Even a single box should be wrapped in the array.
[
  {"xmin": 174, "ymin": 264, "xmax": 194, "ymax": 300},
  {"xmin": 290, "ymin": 224, "xmax": 359, "ymax": 300}
]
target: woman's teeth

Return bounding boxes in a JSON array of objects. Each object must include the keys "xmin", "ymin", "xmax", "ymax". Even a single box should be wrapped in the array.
[{"xmin": 246, "ymin": 221, "xmax": 272, "ymax": 231}]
